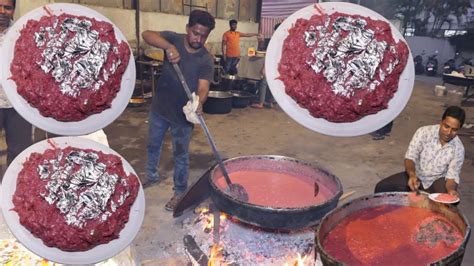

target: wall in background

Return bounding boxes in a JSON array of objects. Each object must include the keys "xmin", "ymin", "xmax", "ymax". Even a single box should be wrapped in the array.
[{"xmin": 15, "ymin": 0, "xmax": 260, "ymax": 56}]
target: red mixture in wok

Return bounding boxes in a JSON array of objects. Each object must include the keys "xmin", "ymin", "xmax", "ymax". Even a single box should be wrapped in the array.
[
  {"xmin": 322, "ymin": 205, "xmax": 463, "ymax": 265},
  {"xmin": 279, "ymin": 11, "xmax": 409, "ymax": 122},
  {"xmin": 215, "ymin": 170, "xmax": 335, "ymax": 208},
  {"xmin": 10, "ymin": 13, "xmax": 130, "ymax": 121},
  {"xmin": 12, "ymin": 146, "xmax": 139, "ymax": 251}
]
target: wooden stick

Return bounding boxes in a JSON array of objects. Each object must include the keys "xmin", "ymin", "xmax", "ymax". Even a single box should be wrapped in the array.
[
  {"xmin": 183, "ymin": 234, "xmax": 208, "ymax": 265},
  {"xmin": 340, "ymin": 191, "xmax": 356, "ymax": 202}
]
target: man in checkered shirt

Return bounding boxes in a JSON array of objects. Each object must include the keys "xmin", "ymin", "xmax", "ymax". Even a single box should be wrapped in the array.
[{"xmin": 375, "ymin": 106, "xmax": 466, "ymax": 197}]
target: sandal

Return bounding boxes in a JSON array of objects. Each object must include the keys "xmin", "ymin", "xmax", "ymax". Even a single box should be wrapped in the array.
[{"xmin": 165, "ymin": 194, "xmax": 184, "ymax": 212}]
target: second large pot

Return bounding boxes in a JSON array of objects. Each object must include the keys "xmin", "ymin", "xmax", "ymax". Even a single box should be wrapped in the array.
[
  {"xmin": 203, "ymin": 91, "xmax": 232, "ymax": 114},
  {"xmin": 231, "ymin": 90, "xmax": 254, "ymax": 108},
  {"xmin": 208, "ymin": 155, "xmax": 343, "ymax": 230},
  {"xmin": 316, "ymin": 192, "xmax": 471, "ymax": 265},
  {"xmin": 219, "ymin": 74, "xmax": 245, "ymax": 91}
]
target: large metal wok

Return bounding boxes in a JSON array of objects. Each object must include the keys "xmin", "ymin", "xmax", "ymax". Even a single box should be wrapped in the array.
[
  {"xmin": 316, "ymin": 192, "xmax": 471, "ymax": 265},
  {"xmin": 208, "ymin": 155, "xmax": 343, "ymax": 230}
]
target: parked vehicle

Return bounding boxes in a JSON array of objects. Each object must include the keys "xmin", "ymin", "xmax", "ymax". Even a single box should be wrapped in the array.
[
  {"xmin": 459, "ymin": 58, "xmax": 473, "ymax": 74},
  {"xmin": 443, "ymin": 58, "xmax": 456, "ymax": 74},
  {"xmin": 414, "ymin": 55, "xmax": 424, "ymax": 75},
  {"xmin": 425, "ymin": 52, "xmax": 438, "ymax": 76}
]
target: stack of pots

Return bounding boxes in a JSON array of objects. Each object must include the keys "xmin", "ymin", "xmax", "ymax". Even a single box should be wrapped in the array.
[
  {"xmin": 203, "ymin": 91, "xmax": 233, "ymax": 114},
  {"xmin": 204, "ymin": 74, "xmax": 254, "ymax": 114},
  {"xmin": 231, "ymin": 90, "xmax": 254, "ymax": 108},
  {"xmin": 220, "ymin": 74, "xmax": 245, "ymax": 91}
]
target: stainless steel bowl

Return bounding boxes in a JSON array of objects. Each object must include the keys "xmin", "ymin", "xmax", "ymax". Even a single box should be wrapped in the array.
[{"xmin": 208, "ymin": 91, "xmax": 232, "ymax": 98}]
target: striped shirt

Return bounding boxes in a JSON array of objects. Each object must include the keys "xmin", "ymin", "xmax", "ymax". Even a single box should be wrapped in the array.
[{"xmin": 405, "ymin": 125, "xmax": 465, "ymax": 189}]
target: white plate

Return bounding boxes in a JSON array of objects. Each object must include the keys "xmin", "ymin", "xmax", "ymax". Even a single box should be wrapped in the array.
[
  {"xmin": 428, "ymin": 193, "xmax": 460, "ymax": 204},
  {"xmin": 0, "ymin": 3, "xmax": 136, "ymax": 136},
  {"xmin": 0, "ymin": 137, "xmax": 145, "ymax": 264},
  {"xmin": 266, "ymin": 2, "xmax": 415, "ymax": 137}
]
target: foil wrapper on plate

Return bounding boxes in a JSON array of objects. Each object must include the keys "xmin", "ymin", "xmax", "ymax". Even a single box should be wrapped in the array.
[
  {"xmin": 305, "ymin": 15, "xmax": 399, "ymax": 98},
  {"xmin": 38, "ymin": 149, "xmax": 132, "ymax": 229},
  {"xmin": 34, "ymin": 17, "xmax": 121, "ymax": 98}
]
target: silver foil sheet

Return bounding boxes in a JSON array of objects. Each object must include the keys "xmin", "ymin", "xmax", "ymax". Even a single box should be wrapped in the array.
[
  {"xmin": 305, "ymin": 16, "xmax": 399, "ymax": 98},
  {"xmin": 38, "ymin": 149, "xmax": 131, "ymax": 228},
  {"xmin": 34, "ymin": 17, "xmax": 121, "ymax": 97}
]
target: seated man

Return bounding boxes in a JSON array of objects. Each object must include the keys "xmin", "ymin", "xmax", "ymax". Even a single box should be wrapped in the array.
[{"xmin": 374, "ymin": 106, "xmax": 466, "ymax": 197}]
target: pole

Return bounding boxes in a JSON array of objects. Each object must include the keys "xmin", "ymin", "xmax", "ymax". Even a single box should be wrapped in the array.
[{"xmin": 135, "ymin": 0, "xmax": 140, "ymax": 57}]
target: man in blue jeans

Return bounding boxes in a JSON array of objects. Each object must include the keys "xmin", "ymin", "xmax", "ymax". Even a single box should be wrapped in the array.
[{"xmin": 142, "ymin": 10, "xmax": 215, "ymax": 211}]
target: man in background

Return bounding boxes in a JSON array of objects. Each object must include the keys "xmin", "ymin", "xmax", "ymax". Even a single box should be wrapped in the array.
[
  {"xmin": 221, "ymin": 19, "xmax": 261, "ymax": 75},
  {"xmin": 250, "ymin": 23, "xmax": 280, "ymax": 109},
  {"xmin": 0, "ymin": 0, "xmax": 32, "ymax": 175}
]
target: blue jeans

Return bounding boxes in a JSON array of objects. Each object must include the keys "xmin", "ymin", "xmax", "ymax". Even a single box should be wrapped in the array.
[
  {"xmin": 224, "ymin": 57, "xmax": 240, "ymax": 75},
  {"xmin": 146, "ymin": 112, "xmax": 193, "ymax": 195}
]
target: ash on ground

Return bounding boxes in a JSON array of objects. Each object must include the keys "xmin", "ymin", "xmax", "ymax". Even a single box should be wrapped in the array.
[{"xmin": 181, "ymin": 204, "xmax": 322, "ymax": 265}]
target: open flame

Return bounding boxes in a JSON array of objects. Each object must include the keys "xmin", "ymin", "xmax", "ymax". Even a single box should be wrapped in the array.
[
  {"xmin": 284, "ymin": 253, "xmax": 308, "ymax": 266},
  {"xmin": 189, "ymin": 206, "xmax": 314, "ymax": 265},
  {"xmin": 195, "ymin": 207, "xmax": 227, "ymax": 233},
  {"xmin": 208, "ymin": 244, "xmax": 227, "ymax": 266}
]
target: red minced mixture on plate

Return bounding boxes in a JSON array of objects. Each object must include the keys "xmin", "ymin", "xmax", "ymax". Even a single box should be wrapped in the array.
[
  {"xmin": 12, "ymin": 146, "xmax": 139, "ymax": 251},
  {"xmin": 10, "ymin": 13, "xmax": 130, "ymax": 122},
  {"xmin": 435, "ymin": 193, "xmax": 459, "ymax": 202},
  {"xmin": 278, "ymin": 12, "xmax": 409, "ymax": 122}
]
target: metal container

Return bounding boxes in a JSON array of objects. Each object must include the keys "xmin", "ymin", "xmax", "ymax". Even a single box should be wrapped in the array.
[
  {"xmin": 231, "ymin": 90, "xmax": 254, "ymax": 108},
  {"xmin": 219, "ymin": 74, "xmax": 245, "ymax": 91},
  {"xmin": 434, "ymin": 85, "xmax": 446, "ymax": 96},
  {"xmin": 203, "ymin": 91, "xmax": 232, "ymax": 114},
  {"xmin": 208, "ymin": 155, "xmax": 343, "ymax": 230},
  {"xmin": 315, "ymin": 192, "xmax": 471, "ymax": 266}
]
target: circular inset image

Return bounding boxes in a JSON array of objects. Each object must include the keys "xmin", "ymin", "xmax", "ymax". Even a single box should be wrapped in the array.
[
  {"xmin": 0, "ymin": 137, "xmax": 145, "ymax": 264},
  {"xmin": 266, "ymin": 2, "xmax": 414, "ymax": 136},
  {"xmin": 0, "ymin": 3, "xmax": 136, "ymax": 135}
]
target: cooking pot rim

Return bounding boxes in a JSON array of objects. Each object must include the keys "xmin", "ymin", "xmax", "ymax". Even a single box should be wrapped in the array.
[
  {"xmin": 209, "ymin": 155, "xmax": 344, "ymax": 211},
  {"xmin": 208, "ymin": 90, "xmax": 233, "ymax": 98},
  {"xmin": 223, "ymin": 74, "xmax": 244, "ymax": 80},
  {"xmin": 231, "ymin": 90, "xmax": 254, "ymax": 97}
]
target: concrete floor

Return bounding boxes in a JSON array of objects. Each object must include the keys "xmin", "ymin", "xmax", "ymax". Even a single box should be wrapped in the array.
[
  {"xmin": 1, "ymin": 75, "xmax": 473, "ymax": 264},
  {"xmin": 100, "ymin": 75, "xmax": 473, "ymax": 265}
]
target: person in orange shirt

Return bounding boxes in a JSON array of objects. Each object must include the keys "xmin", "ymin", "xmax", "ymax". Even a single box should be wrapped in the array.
[{"xmin": 221, "ymin": 19, "xmax": 261, "ymax": 75}]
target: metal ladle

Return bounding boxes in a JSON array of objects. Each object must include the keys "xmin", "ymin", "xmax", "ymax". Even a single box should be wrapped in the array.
[{"xmin": 172, "ymin": 63, "xmax": 249, "ymax": 202}]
